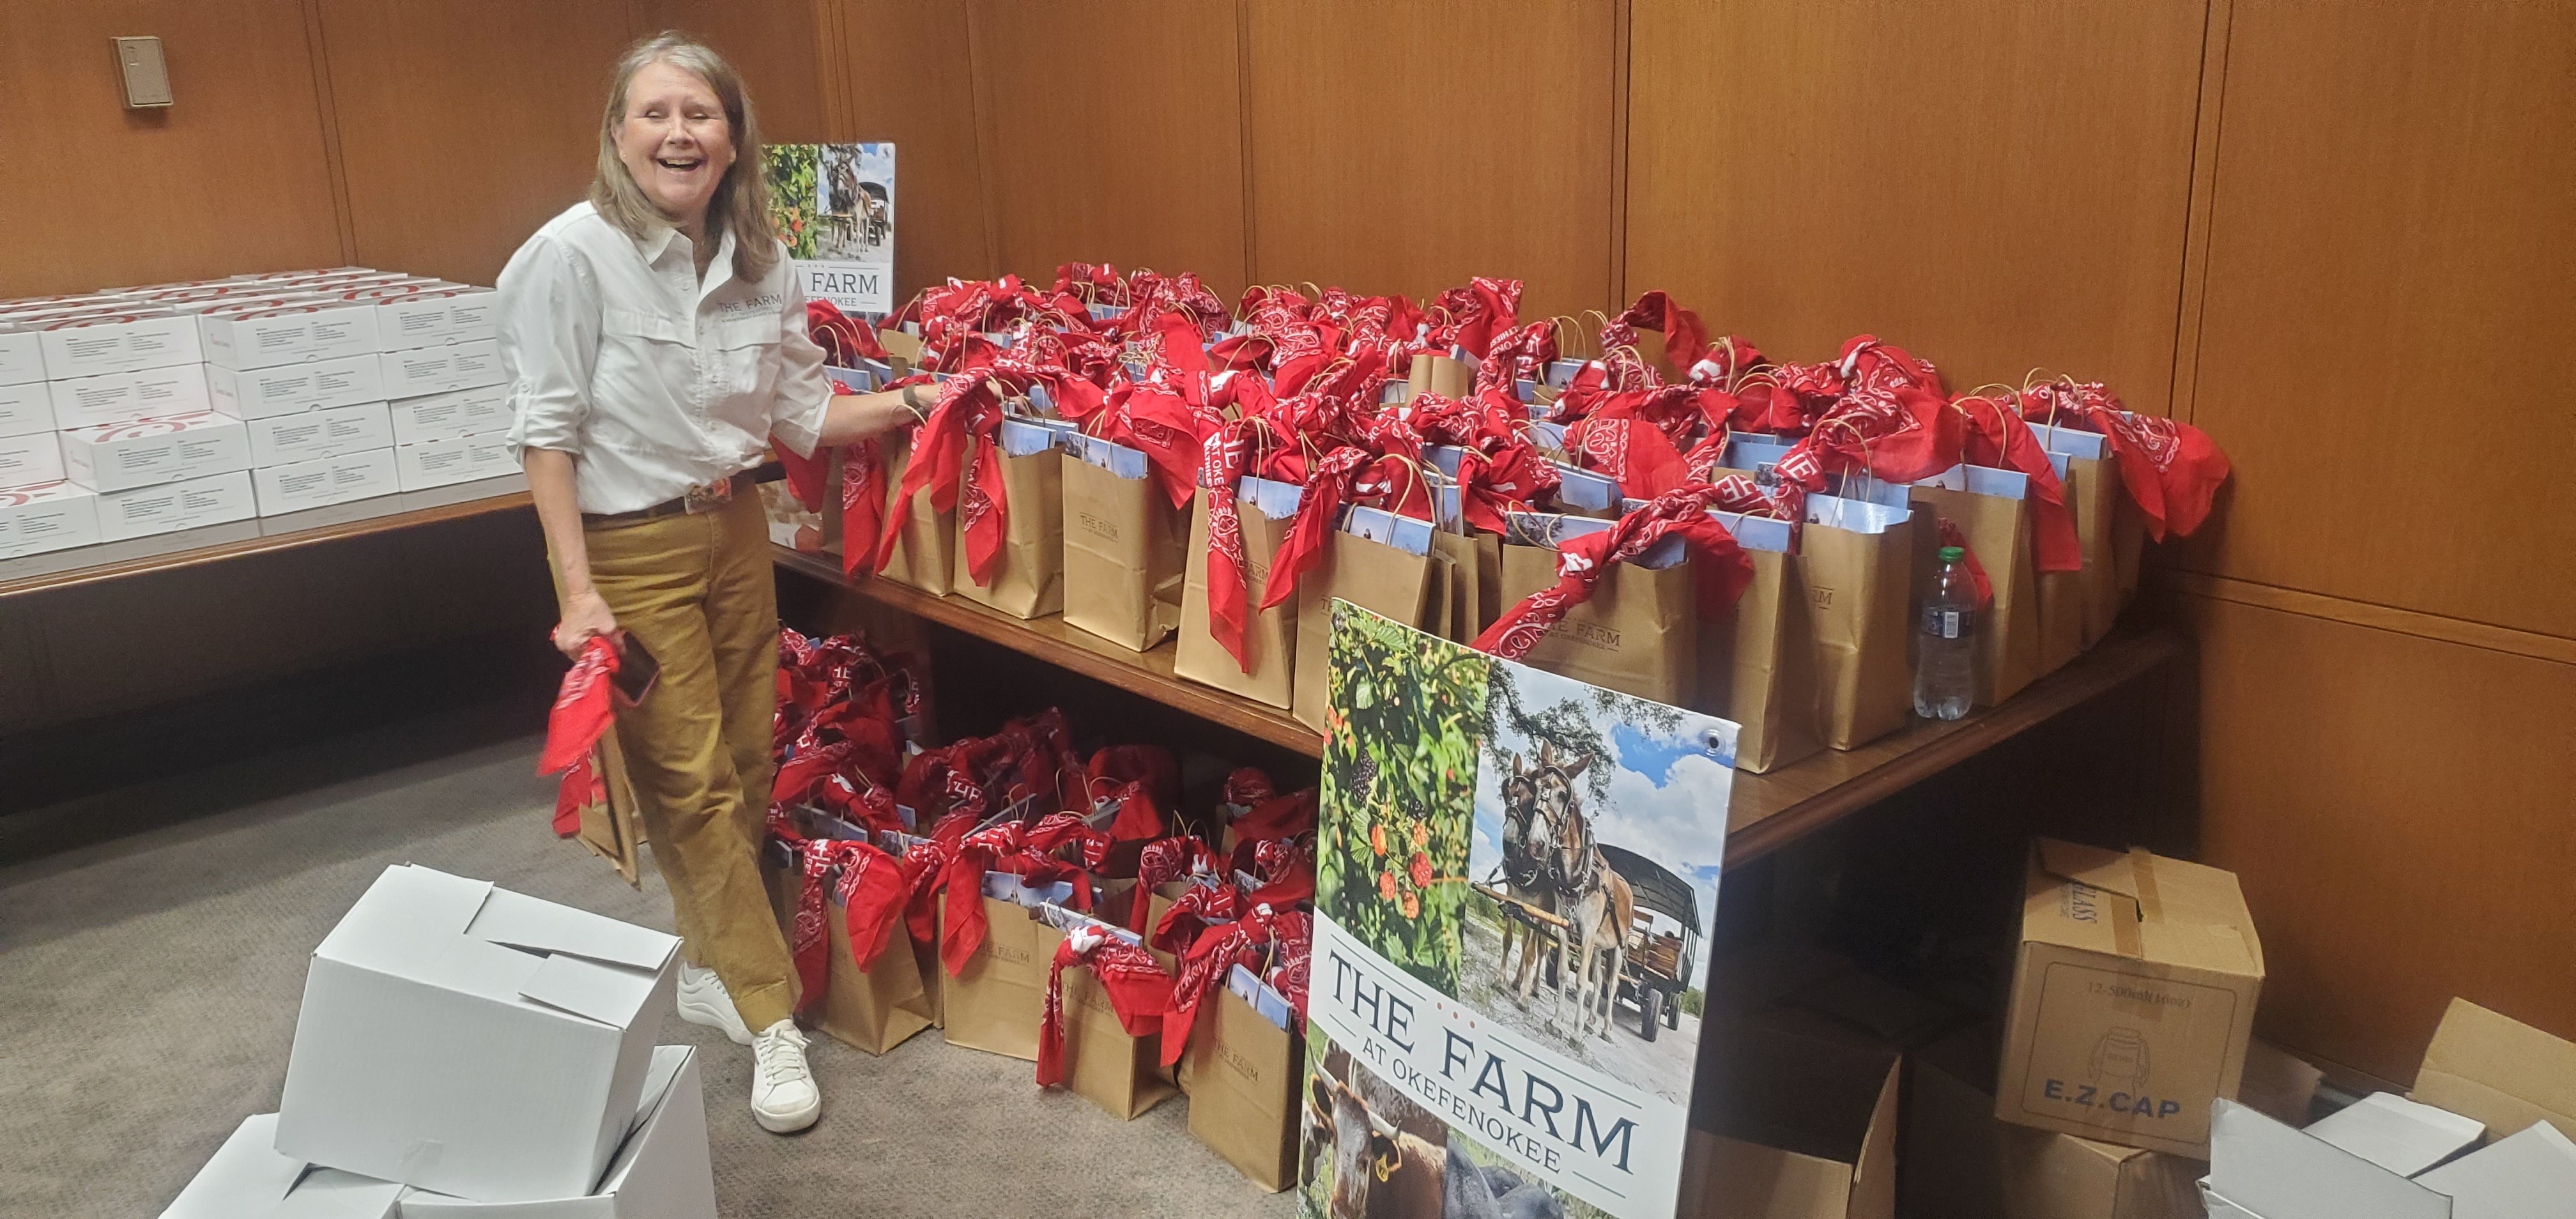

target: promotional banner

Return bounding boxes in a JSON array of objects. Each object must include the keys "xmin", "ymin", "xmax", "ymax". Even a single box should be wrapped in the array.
[
  {"xmin": 765, "ymin": 142, "xmax": 896, "ymax": 316},
  {"xmin": 1301, "ymin": 603, "xmax": 1738, "ymax": 1219}
]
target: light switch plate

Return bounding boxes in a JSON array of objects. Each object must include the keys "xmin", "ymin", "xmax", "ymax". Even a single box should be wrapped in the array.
[{"xmin": 114, "ymin": 37, "xmax": 172, "ymax": 109}]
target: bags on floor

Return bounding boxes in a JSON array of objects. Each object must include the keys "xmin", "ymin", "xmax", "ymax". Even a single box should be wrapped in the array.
[
  {"xmin": 1496, "ymin": 514, "xmax": 1698, "ymax": 707},
  {"xmin": 1910, "ymin": 465, "xmax": 2041, "ymax": 708},
  {"xmin": 1798, "ymin": 489, "xmax": 1917, "ymax": 750},
  {"xmin": 1694, "ymin": 511, "xmax": 1823, "ymax": 774},
  {"xmin": 873, "ymin": 427, "xmax": 956, "ymax": 597},
  {"xmin": 951, "ymin": 418, "xmax": 1064, "ymax": 620},
  {"xmin": 1289, "ymin": 507, "xmax": 1434, "ymax": 732},
  {"xmin": 1175, "ymin": 479, "xmax": 1303, "ymax": 709},
  {"xmin": 762, "ymin": 809, "xmax": 934, "ymax": 1055},
  {"xmin": 939, "ymin": 882, "xmax": 1063, "ymax": 1062},
  {"xmin": 1184, "ymin": 969, "xmax": 1305, "ymax": 1192},
  {"xmin": 1061, "ymin": 433, "xmax": 1186, "ymax": 650}
]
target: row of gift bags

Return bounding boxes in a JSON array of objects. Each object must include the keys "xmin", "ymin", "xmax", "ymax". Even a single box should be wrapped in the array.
[
  {"xmin": 756, "ymin": 812, "xmax": 1307, "ymax": 1192},
  {"xmin": 843, "ymin": 412, "xmax": 2138, "ymax": 772}
]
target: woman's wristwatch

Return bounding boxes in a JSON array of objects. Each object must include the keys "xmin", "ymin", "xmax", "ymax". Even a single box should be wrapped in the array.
[{"xmin": 900, "ymin": 382, "xmax": 928, "ymax": 419}]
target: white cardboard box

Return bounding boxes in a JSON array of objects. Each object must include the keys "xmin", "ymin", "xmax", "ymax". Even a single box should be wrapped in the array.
[
  {"xmin": 380, "ymin": 339, "xmax": 503, "ymax": 397},
  {"xmin": 0, "ymin": 480, "xmax": 100, "ymax": 559},
  {"xmin": 88, "ymin": 469, "xmax": 256, "ymax": 540},
  {"xmin": 0, "ymin": 431, "xmax": 63, "ymax": 489},
  {"xmin": 200, "ymin": 298, "xmax": 381, "ymax": 369},
  {"xmin": 390, "ymin": 385, "xmax": 511, "ymax": 444},
  {"xmin": 2416, "ymin": 1122, "xmax": 2576, "ymax": 1219},
  {"xmin": 0, "ymin": 327, "xmax": 43, "ymax": 385},
  {"xmin": 209, "ymin": 351, "xmax": 386, "ymax": 418},
  {"xmin": 395, "ymin": 1045, "xmax": 717, "ymax": 1219},
  {"xmin": 253, "ymin": 447, "xmax": 399, "ymax": 515},
  {"xmin": 230, "ymin": 265, "xmax": 379, "ymax": 283},
  {"xmin": 35, "ymin": 310, "xmax": 204, "ymax": 378},
  {"xmin": 250, "ymin": 401, "xmax": 395, "ymax": 466},
  {"xmin": 395, "ymin": 434, "xmax": 518, "ymax": 491},
  {"xmin": 379, "ymin": 288, "xmax": 498, "ymax": 350},
  {"xmin": 273, "ymin": 864, "xmax": 680, "ymax": 1204},
  {"xmin": 59, "ymin": 411, "xmax": 250, "ymax": 493},
  {"xmin": 0, "ymin": 380, "xmax": 50, "ymax": 439},
  {"xmin": 159, "ymin": 1112, "xmax": 404, "ymax": 1219},
  {"xmin": 47, "ymin": 362, "xmax": 214, "ymax": 429}
]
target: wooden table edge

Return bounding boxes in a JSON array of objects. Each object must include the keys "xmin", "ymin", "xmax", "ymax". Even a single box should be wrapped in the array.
[{"xmin": 0, "ymin": 489, "xmax": 534, "ymax": 602}]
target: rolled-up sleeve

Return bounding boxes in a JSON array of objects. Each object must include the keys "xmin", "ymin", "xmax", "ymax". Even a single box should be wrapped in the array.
[
  {"xmin": 498, "ymin": 235, "xmax": 600, "ymax": 459},
  {"xmin": 767, "ymin": 266, "xmax": 835, "ymax": 459}
]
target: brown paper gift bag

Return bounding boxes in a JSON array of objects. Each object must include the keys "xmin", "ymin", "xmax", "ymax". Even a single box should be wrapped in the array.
[
  {"xmin": 1427, "ymin": 530, "xmax": 1492, "ymax": 641},
  {"xmin": 1694, "ymin": 520, "xmax": 1823, "ymax": 774},
  {"xmin": 1176, "ymin": 480, "xmax": 1302, "ymax": 709},
  {"xmin": 1034, "ymin": 917, "xmax": 1178, "ymax": 1121},
  {"xmin": 818, "ymin": 885, "xmax": 937, "ymax": 1055},
  {"xmin": 876, "ymin": 427, "xmax": 956, "ymax": 596},
  {"xmin": 1912, "ymin": 468, "xmax": 2041, "ymax": 707},
  {"xmin": 2069, "ymin": 452, "xmax": 2124, "ymax": 646},
  {"xmin": 1290, "ymin": 516, "xmax": 1434, "ymax": 732},
  {"xmin": 950, "ymin": 422, "xmax": 1064, "ymax": 619},
  {"xmin": 1500, "ymin": 536, "xmax": 1698, "ymax": 707},
  {"xmin": 1798, "ymin": 492, "xmax": 1916, "ymax": 750},
  {"xmin": 939, "ymin": 891, "xmax": 1050, "ymax": 1061},
  {"xmin": 1405, "ymin": 352, "xmax": 1473, "ymax": 402},
  {"xmin": 1185, "ymin": 985, "xmax": 1305, "ymax": 1192},
  {"xmin": 1061, "ymin": 436, "xmax": 1186, "ymax": 650}
]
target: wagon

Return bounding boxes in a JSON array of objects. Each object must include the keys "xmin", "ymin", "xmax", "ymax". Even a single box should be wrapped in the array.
[{"xmin": 1598, "ymin": 844, "xmax": 1698, "ymax": 1041}]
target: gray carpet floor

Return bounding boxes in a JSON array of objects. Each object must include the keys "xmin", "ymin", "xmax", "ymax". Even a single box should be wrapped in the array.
[{"xmin": 0, "ymin": 707, "xmax": 1298, "ymax": 1218}]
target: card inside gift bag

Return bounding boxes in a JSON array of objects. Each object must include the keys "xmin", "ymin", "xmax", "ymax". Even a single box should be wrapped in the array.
[
  {"xmin": 1289, "ymin": 505, "xmax": 1434, "ymax": 732},
  {"xmin": 1185, "ymin": 966, "xmax": 1305, "ymax": 1192},
  {"xmin": 1061, "ymin": 433, "xmax": 1187, "ymax": 650},
  {"xmin": 1498, "ymin": 510, "xmax": 1698, "ymax": 707},
  {"xmin": 938, "ymin": 875, "xmax": 1070, "ymax": 1062},
  {"xmin": 951, "ymin": 417, "xmax": 1065, "ymax": 620},
  {"xmin": 1176, "ymin": 477, "xmax": 1304, "ymax": 709}
]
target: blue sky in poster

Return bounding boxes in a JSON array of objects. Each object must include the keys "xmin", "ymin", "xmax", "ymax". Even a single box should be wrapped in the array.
[{"xmin": 1468, "ymin": 660, "xmax": 1738, "ymax": 990}]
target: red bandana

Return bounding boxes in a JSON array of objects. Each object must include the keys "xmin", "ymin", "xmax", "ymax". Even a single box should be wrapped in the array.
[
  {"xmin": 538, "ymin": 636, "xmax": 620, "ymax": 776},
  {"xmin": 1037, "ymin": 923, "xmax": 1176, "ymax": 1088},
  {"xmin": 1473, "ymin": 489, "xmax": 1759, "ymax": 661}
]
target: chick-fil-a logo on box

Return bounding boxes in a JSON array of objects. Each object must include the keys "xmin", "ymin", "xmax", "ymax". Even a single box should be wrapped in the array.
[
  {"xmin": 85, "ymin": 416, "xmax": 199, "ymax": 443},
  {"xmin": 48, "ymin": 314, "xmax": 150, "ymax": 328}
]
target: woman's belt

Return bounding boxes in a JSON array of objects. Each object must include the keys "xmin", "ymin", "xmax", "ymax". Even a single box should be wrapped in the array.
[{"xmin": 581, "ymin": 470, "xmax": 758, "ymax": 528}]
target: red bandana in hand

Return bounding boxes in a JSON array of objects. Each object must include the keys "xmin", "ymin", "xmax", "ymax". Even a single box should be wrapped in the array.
[
  {"xmin": 1472, "ymin": 489, "xmax": 1758, "ymax": 660},
  {"xmin": 1037, "ymin": 923, "xmax": 1175, "ymax": 1088},
  {"xmin": 539, "ymin": 636, "xmax": 620, "ymax": 777}
]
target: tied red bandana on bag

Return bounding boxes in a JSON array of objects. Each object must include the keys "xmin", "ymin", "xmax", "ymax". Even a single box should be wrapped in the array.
[
  {"xmin": 1955, "ymin": 394, "xmax": 2080, "ymax": 573},
  {"xmin": 2020, "ymin": 383, "xmax": 2231, "ymax": 542},
  {"xmin": 1036, "ymin": 923, "xmax": 1175, "ymax": 1089},
  {"xmin": 774, "ymin": 818, "xmax": 910, "ymax": 1011},
  {"xmin": 1771, "ymin": 336, "xmax": 1964, "ymax": 493},
  {"xmin": 1600, "ymin": 291, "xmax": 1710, "ymax": 384},
  {"xmin": 1472, "ymin": 489, "xmax": 1759, "ymax": 661},
  {"xmin": 1127, "ymin": 836, "xmax": 1219, "ymax": 933}
]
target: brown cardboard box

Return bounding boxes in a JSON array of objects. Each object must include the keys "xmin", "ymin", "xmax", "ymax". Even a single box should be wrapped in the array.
[
  {"xmin": 1996, "ymin": 841, "xmax": 2266, "ymax": 1157},
  {"xmin": 1905, "ymin": 1023, "xmax": 2207, "ymax": 1219},
  {"xmin": 2409, "ymin": 997, "xmax": 2576, "ymax": 1144},
  {"xmin": 1682, "ymin": 1016, "xmax": 1900, "ymax": 1219}
]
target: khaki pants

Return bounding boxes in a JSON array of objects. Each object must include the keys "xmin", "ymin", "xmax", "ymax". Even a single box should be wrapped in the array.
[{"xmin": 570, "ymin": 490, "xmax": 797, "ymax": 1031}]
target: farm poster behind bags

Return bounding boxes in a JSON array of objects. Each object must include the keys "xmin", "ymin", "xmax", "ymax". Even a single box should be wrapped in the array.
[{"xmin": 1300, "ymin": 604, "xmax": 1739, "ymax": 1219}]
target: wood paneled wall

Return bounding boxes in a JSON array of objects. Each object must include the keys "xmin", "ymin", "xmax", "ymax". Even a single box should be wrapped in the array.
[{"xmin": 8, "ymin": 0, "xmax": 2571, "ymax": 1084}]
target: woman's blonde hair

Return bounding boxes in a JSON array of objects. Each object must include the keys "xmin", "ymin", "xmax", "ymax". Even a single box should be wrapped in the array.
[{"xmin": 590, "ymin": 32, "xmax": 778, "ymax": 282}]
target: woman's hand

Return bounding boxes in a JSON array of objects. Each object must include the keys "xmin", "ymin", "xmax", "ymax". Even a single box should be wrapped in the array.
[{"xmin": 553, "ymin": 588, "xmax": 618, "ymax": 658}]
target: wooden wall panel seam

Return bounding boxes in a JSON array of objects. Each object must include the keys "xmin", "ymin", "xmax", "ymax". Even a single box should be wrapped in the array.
[
  {"xmin": 1606, "ymin": 0, "xmax": 1630, "ymax": 314},
  {"xmin": 2171, "ymin": 571, "xmax": 2576, "ymax": 666},
  {"xmin": 1236, "ymin": 0, "xmax": 1259, "ymax": 295},
  {"xmin": 961, "ymin": 1, "xmax": 1006, "ymax": 281},
  {"xmin": 815, "ymin": 0, "xmax": 850, "ymax": 139},
  {"xmin": 299, "ymin": 0, "xmax": 360, "ymax": 264},
  {"xmin": 2169, "ymin": 0, "xmax": 2235, "ymax": 425}
]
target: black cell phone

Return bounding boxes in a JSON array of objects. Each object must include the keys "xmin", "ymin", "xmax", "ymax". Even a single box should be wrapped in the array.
[{"xmin": 611, "ymin": 631, "xmax": 659, "ymax": 707}]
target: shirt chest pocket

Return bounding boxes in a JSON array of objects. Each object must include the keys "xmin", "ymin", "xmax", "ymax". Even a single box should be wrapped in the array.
[{"xmin": 712, "ymin": 314, "xmax": 781, "ymax": 397}]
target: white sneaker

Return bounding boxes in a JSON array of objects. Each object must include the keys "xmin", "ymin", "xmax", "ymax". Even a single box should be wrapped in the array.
[
  {"xmin": 749, "ymin": 1019, "xmax": 821, "ymax": 1133},
  {"xmin": 675, "ymin": 962, "xmax": 753, "ymax": 1046}
]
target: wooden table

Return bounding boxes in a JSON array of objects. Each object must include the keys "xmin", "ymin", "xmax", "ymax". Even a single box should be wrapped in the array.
[
  {"xmin": 772, "ymin": 546, "xmax": 2188, "ymax": 867},
  {"xmin": 0, "ymin": 475, "xmax": 532, "ymax": 602}
]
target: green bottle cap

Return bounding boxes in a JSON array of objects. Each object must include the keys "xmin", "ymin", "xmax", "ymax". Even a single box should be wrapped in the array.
[{"xmin": 1939, "ymin": 546, "xmax": 1965, "ymax": 562}]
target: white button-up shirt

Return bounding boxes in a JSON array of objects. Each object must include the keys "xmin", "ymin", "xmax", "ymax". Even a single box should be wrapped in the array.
[{"xmin": 498, "ymin": 202, "xmax": 834, "ymax": 514}]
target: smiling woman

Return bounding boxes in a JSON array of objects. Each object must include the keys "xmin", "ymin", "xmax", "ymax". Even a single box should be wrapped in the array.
[{"xmin": 491, "ymin": 31, "xmax": 928, "ymax": 1140}]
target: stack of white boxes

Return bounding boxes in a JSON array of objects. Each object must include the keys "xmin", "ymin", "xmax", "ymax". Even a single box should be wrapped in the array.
[
  {"xmin": 160, "ymin": 864, "xmax": 719, "ymax": 1218},
  {"xmin": 0, "ymin": 265, "xmax": 514, "ymax": 563}
]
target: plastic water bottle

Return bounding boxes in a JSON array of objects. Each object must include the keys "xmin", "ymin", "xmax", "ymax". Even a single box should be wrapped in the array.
[{"xmin": 1913, "ymin": 545, "xmax": 1975, "ymax": 721}]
